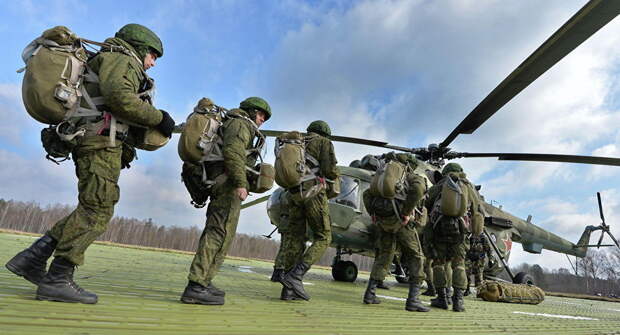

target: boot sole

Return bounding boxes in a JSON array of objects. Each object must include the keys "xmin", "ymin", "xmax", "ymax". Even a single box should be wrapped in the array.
[
  {"xmin": 5, "ymin": 262, "xmax": 41, "ymax": 286},
  {"xmin": 36, "ymin": 294, "xmax": 98, "ymax": 304},
  {"xmin": 280, "ymin": 279, "xmax": 310, "ymax": 301},
  {"xmin": 180, "ymin": 297, "xmax": 224, "ymax": 305}
]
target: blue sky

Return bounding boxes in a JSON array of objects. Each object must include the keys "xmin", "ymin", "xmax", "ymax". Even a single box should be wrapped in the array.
[{"xmin": 1, "ymin": 0, "xmax": 620, "ymax": 270}]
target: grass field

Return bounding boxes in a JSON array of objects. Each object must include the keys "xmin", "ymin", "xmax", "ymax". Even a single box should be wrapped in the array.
[{"xmin": 1, "ymin": 233, "xmax": 619, "ymax": 335}]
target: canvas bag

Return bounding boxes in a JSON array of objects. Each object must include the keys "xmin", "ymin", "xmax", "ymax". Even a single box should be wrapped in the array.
[
  {"xmin": 477, "ymin": 281, "xmax": 545, "ymax": 304},
  {"xmin": 274, "ymin": 131, "xmax": 318, "ymax": 189}
]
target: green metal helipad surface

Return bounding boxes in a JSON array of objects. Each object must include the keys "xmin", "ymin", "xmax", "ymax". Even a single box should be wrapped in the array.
[{"xmin": 1, "ymin": 233, "xmax": 619, "ymax": 335}]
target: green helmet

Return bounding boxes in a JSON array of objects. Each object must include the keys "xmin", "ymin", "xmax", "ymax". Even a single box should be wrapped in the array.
[
  {"xmin": 442, "ymin": 162, "xmax": 463, "ymax": 175},
  {"xmin": 307, "ymin": 120, "xmax": 331, "ymax": 137},
  {"xmin": 239, "ymin": 97, "xmax": 271, "ymax": 120},
  {"xmin": 115, "ymin": 23, "xmax": 164, "ymax": 58}
]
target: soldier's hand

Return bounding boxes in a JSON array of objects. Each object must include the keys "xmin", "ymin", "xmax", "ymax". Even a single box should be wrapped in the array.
[
  {"xmin": 156, "ymin": 110, "xmax": 175, "ymax": 138},
  {"xmin": 236, "ymin": 188, "xmax": 248, "ymax": 201},
  {"xmin": 401, "ymin": 215, "xmax": 410, "ymax": 225}
]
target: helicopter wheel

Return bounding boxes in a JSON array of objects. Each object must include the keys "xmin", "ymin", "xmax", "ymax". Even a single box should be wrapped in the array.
[
  {"xmin": 332, "ymin": 260, "xmax": 358, "ymax": 282},
  {"xmin": 513, "ymin": 272, "xmax": 535, "ymax": 285}
]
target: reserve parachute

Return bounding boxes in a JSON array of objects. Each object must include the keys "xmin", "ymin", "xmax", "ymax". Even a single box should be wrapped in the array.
[{"xmin": 477, "ymin": 281, "xmax": 545, "ymax": 304}]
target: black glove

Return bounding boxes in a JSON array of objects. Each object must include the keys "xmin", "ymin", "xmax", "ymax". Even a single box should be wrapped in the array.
[{"xmin": 156, "ymin": 110, "xmax": 175, "ymax": 138}]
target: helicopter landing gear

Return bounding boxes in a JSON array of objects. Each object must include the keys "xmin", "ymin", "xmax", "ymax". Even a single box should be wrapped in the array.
[
  {"xmin": 513, "ymin": 272, "xmax": 535, "ymax": 285},
  {"xmin": 331, "ymin": 248, "xmax": 358, "ymax": 282}
]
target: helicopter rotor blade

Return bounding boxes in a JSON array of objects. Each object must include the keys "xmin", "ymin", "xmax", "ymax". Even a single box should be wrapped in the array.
[
  {"xmin": 261, "ymin": 130, "xmax": 417, "ymax": 153},
  {"xmin": 440, "ymin": 0, "xmax": 620, "ymax": 148},
  {"xmin": 597, "ymin": 192, "xmax": 606, "ymax": 224},
  {"xmin": 241, "ymin": 195, "xmax": 270, "ymax": 209},
  {"xmin": 452, "ymin": 152, "xmax": 620, "ymax": 167}
]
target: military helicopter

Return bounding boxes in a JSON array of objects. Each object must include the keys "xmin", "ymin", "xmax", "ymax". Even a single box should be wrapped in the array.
[{"xmin": 242, "ymin": 0, "xmax": 620, "ymax": 285}]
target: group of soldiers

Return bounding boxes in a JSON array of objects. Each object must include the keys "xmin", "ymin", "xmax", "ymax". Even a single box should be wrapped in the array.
[{"xmin": 4, "ymin": 23, "xmax": 491, "ymax": 312}]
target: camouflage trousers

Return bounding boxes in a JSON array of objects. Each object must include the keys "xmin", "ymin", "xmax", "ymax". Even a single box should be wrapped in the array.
[
  {"xmin": 429, "ymin": 238, "xmax": 470, "ymax": 290},
  {"xmin": 370, "ymin": 217, "xmax": 425, "ymax": 285},
  {"xmin": 48, "ymin": 138, "xmax": 122, "ymax": 266},
  {"xmin": 273, "ymin": 215, "xmax": 303, "ymax": 271},
  {"xmin": 188, "ymin": 180, "xmax": 241, "ymax": 287},
  {"xmin": 466, "ymin": 257, "xmax": 485, "ymax": 286},
  {"xmin": 278, "ymin": 189, "xmax": 331, "ymax": 268}
]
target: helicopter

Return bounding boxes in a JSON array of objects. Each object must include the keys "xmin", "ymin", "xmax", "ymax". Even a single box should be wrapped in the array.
[{"xmin": 236, "ymin": 0, "xmax": 620, "ymax": 285}]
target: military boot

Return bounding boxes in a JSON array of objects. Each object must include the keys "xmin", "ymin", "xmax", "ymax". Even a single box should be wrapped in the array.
[
  {"xmin": 421, "ymin": 282, "xmax": 436, "ymax": 296},
  {"xmin": 270, "ymin": 268, "xmax": 284, "ymax": 282},
  {"xmin": 405, "ymin": 283, "xmax": 430, "ymax": 312},
  {"xmin": 452, "ymin": 288, "xmax": 465, "ymax": 312},
  {"xmin": 464, "ymin": 286, "xmax": 471, "ymax": 296},
  {"xmin": 430, "ymin": 287, "xmax": 449, "ymax": 309},
  {"xmin": 5, "ymin": 233, "xmax": 57, "ymax": 285},
  {"xmin": 36, "ymin": 257, "xmax": 98, "ymax": 304},
  {"xmin": 280, "ymin": 262, "xmax": 310, "ymax": 301},
  {"xmin": 280, "ymin": 286, "xmax": 302, "ymax": 301},
  {"xmin": 376, "ymin": 280, "xmax": 390, "ymax": 290},
  {"xmin": 363, "ymin": 279, "xmax": 381, "ymax": 304},
  {"xmin": 207, "ymin": 283, "xmax": 225, "ymax": 297},
  {"xmin": 180, "ymin": 281, "xmax": 225, "ymax": 305}
]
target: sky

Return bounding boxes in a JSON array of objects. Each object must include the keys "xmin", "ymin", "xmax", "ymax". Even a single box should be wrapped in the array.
[{"xmin": 1, "ymin": 0, "xmax": 620, "ymax": 271}]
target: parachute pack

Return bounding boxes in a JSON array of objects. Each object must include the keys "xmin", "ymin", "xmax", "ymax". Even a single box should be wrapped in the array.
[
  {"xmin": 19, "ymin": 26, "xmax": 167, "ymax": 162},
  {"xmin": 366, "ymin": 159, "xmax": 410, "ymax": 217},
  {"xmin": 274, "ymin": 132, "xmax": 317, "ymax": 188},
  {"xmin": 477, "ymin": 280, "xmax": 545, "ymax": 304},
  {"xmin": 178, "ymin": 100, "xmax": 272, "ymax": 208}
]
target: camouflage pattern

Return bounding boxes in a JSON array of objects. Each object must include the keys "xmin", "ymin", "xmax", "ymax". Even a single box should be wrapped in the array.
[
  {"xmin": 273, "ymin": 209, "xmax": 302, "ymax": 271},
  {"xmin": 46, "ymin": 34, "xmax": 164, "ymax": 266},
  {"xmin": 48, "ymin": 137, "xmax": 121, "ymax": 265},
  {"xmin": 466, "ymin": 233, "xmax": 492, "ymax": 286},
  {"xmin": 187, "ymin": 109, "xmax": 259, "ymax": 287},
  {"xmin": 278, "ymin": 132, "xmax": 339, "ymax": 268},
  {"xmin": 115, "ymin": 23, "xmax": 163, "ymax": 58},
  {"xmin": 477, "ymin": 281, "xmax": 545, "ymax": 304},
  {"xmin": 364, "ymin": 170, "xmax": 427, "ymax": 285},
  {"xmin": 424, "ymin": 171, "xmax": 482, "ymax": 290}
]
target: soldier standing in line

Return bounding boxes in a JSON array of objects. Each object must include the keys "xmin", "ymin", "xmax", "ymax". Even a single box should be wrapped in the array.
[
  {"xmin": 5, "ymin": 24, "xmax": 175, "ymax": 304},
  {"xmin": 181, "ymin": 97, "xmax": 271, "ymax": 305},
  {"xmin": 362, "ymin": 153, "xmax": 430, "ymax": 312},
  {"xmin": 465, "ymin": 232, "xmax": 492, "ymax": 296},
  {"xmin": 424, "ymin": 163, "xmax": 483, "ymax": 312},
  {"xmin": 279, "ymin": 120, "xmax": 339, "ymax": 301}
]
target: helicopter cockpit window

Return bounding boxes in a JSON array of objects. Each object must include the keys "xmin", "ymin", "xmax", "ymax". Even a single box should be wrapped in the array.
[{"xmin": 331, "ymin": 176, "xmax": 359, "ymax": 209}]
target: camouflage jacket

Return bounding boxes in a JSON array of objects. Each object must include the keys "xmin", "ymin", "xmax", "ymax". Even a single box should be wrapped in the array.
[
  {"xmin": 221, "ymin": 109, "xmax": 260, "ymax": 189},
  {"xmin": 468, "ymin": 233, "xmax": 492, "ymax": 260},
  {"xmin": 85, "ymin": 37, "xmax": 163, "ymax": 128},
  {"xmin": 305, "ymin": 132, "xmax": 339, "ymax": 181}
]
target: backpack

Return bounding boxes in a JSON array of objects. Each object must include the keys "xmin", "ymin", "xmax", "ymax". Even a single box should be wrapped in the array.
[
  {"xmin": 177, "ymin": 99, "xmax": 225, "ymax": 164},
  {"xmin": 439, "ymin": 175, "xmax": 468, "ymax": 217},
  {"xmin": 369, "ymin": 160, "xmax": 407, "ymax": 200},
  {"xmin": 477, "ymin": 281, "xmax": 545, "ymax": 304},
  {"xmin": 20, "ymin": 26, "xmax": 167, "ymax": 159},
  {"xmin": 274, "ymin": 132, "xmax": 319, "ymax": 189}
]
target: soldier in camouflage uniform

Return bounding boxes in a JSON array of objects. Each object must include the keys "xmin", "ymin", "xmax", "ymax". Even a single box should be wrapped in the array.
[
  {"xmin": 362, "ymin": 153, "xmax": 430, "ymax": 312},
  {"xmin": 424, "ymin": 163, "xmax": 482, "ymax": 312},
  {"xmin": 279, "ymin": 120, "xmax": 339, "ymax": 301},
  {"xmin": 5, "ymin": 24, "xmax": 174, "ymax": 304},
  {"xmin": 181, "ymin": 97, "xmax": 271, "ymax": 305},
  {"xmin": 465, "ymin": 232, "xmax": 492, "ymax": 296}
]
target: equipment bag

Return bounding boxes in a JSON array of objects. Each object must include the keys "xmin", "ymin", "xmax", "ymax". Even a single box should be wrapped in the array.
[
  {"xmin": 477, "ymin": 281, "xmax": 545, "ymax": 304},
  {"xmin": 177, "ymin": 98, "xmax": 225, "ymax": 164},
  {"xmin": 369, "ymin": 160, "xmax": 407, "ymax": 200},
  {"xmin": 181, "ymin": 162, "xmax": 212, "ymax": 208},
  {"xmin": 440, "ymin": 175, "xmax": 468, "ymax": 217},
  {"xmin": 248, "ymin": 163, "xmax": 275, "ymax": 194},
  {"xmin": 274, "ymin": 131, "xmax": 319, "ymax": 189}
]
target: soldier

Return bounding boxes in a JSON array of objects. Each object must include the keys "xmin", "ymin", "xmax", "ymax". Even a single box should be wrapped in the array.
[
  {"xmin": 424, "ymin": 163, "xmax": 483, "ymax": 312},
  {"xmin": 5, "ymin": 24, "xmax": 174, "ymax": 304},
  {"xmin": 362, "ymin": 153, "xmax": 430, "ymax": 312},
  {"xmin": 279, "ymin": 120, "xmax": 339, "ymax": 301},
  {"xmin": 465, "ymin": 232, "xmax": 492, "ymax": 296},
  {"xmin": 181, "ymin": 97, "xmax": 271, "ymax": 305}
]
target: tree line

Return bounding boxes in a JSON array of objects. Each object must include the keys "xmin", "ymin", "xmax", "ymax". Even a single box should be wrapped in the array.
[
  {"xmin": 1, "ymin": 198, "xmax": 617, "ymax": 296},
  {"xmin": 0, "ymin": 198, "xmax": 373, "ymax": 270}
]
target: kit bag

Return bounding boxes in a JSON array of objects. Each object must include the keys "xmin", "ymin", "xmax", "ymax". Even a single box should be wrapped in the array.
[
  {"xmin": 477, "ymin": 281, "xmax": 545, "ymax": 304},
  {"xmin": 249, "ymin": 163, "xmax": 275, "ymax": 193},
  {"xmin": 369, "ymin": 160, "xmax": 406, "ymax": 199},
  {"xmin": 177, "ymin": 98, "xmax": 224, "ymax": 164},
  {"xmin": 274, "ymin": 131, "xmax": 317, "ymax": 189},
  {"xmin": 440, "ymin": 175, "xmax": 468, "ymax": 217}
]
